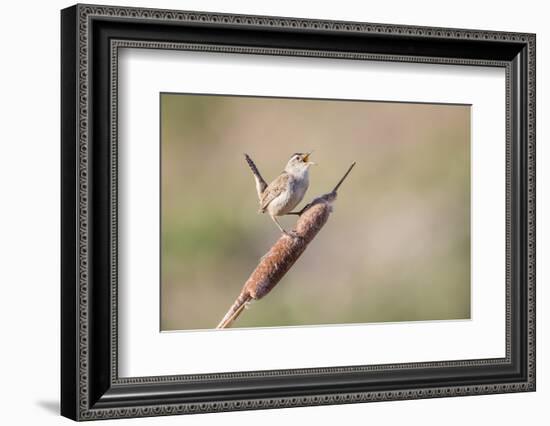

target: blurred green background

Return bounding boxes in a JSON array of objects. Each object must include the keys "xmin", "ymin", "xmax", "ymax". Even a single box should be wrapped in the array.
[{"xmin": 160, "ymin": 93, "xmax": 470, "ymax": 331}]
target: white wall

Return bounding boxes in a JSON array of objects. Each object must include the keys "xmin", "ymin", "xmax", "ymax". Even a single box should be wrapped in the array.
[{"xmin": 0, "ymin": 0, "xmax": 546, "ymax": 424}]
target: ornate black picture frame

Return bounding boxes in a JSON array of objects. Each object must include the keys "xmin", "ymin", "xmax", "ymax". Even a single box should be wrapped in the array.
[{"xmin": 61, "ymin": 3, "xmax": 536, "ymax": 421}]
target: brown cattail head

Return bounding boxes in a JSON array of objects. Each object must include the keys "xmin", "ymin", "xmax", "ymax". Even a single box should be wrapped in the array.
[
  {"xmin": 215, "ymin": 198, "xmax": 332, "ymax": 329},
  {"xmin": 246, "ymin": 196, "xmax": 333, "ymax": 301}
]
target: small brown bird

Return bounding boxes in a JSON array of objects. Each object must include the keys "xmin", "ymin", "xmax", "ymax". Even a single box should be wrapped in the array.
[{"xmin": 245, "ymin": 152, "xmax": 316, "ymax": 235}]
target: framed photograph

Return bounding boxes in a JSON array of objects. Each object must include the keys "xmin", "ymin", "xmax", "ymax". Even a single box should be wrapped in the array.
[{"xmin": 61, "ymin": 4, "xmax": 536, "ymax": 421}]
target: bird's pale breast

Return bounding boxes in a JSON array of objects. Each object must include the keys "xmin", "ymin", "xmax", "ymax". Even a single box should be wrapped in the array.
[{"xmin": 267, "ymin": 174, "xmax": 309, "ymax": 216}]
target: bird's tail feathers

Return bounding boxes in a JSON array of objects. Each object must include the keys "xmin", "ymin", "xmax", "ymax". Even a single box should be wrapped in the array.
[{"xmin": 244, "ymin": 154, "xmax": 268, "ymax": 200}]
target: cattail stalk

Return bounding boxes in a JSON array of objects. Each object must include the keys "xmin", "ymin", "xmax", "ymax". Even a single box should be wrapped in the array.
[{"xmin": 216, "ymin": 162, "xmax": 356, "ymax": 329}]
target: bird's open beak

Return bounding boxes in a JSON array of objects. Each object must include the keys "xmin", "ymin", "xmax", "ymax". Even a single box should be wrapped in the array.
[{"xmin": 303, "ymin": 151, "xmax": 316, "ymax": 165}]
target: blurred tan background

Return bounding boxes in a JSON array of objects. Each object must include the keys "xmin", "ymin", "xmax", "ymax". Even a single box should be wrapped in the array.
[{"xmin": 160, "ymin": 93, "xmax": 470, "ymax": 331}]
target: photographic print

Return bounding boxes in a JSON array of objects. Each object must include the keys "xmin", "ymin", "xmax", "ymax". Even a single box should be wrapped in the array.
[{"xmin": 160, "ymin": 93, "xmax": 471, "ymax": 331}]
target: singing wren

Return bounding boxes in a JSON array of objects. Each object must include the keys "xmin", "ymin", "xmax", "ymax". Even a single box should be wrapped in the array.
[{"xmin": 250, "ymin": 152, "xmax": 316, "ymax": 236}]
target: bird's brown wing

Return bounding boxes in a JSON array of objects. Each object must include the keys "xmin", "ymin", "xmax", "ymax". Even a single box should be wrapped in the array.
[{"xmin": 259, "ymin": 172, "xmax": 290, "ymax": 212}]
